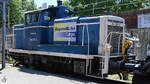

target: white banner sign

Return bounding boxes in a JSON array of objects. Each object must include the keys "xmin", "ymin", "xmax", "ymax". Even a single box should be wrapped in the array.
[{"xmin": 54, "ymin": 22, "xmax": 76, "ymax": 42}]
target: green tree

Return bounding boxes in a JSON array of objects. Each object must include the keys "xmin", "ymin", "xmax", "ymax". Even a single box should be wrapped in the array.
[
  {"xmin": 63, "ymin": 0, "xmax": 73, "ymax": 10},
  {"xmin": 22, "ymin": 0, "xmax": 37, "ymax": 11},
  {"xmin": 6, "ymin": 0, "xmax": 37, "ymax": 27},
  {"xmin": 63, "ymin": 0, "xmax": 147, "ymax": 16},
  {"xmin": 8, "ymin": 0, "xmax": 23, "ymax": 27}
]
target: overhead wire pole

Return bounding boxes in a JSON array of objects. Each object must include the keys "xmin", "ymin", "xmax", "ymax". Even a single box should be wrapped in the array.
[
  {"xmin": 2, "ymin": 0, "xmax": 6, "ymax": 69},
  {"xmin": 0, "ymin": 0, "xmax": 6, "ymax": 69}
]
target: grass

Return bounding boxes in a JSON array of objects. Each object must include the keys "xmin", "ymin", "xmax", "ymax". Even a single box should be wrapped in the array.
[
  {"xmin": 0, "ymin": 53, "xmax": 16, "ymax": 63},
  {"xmin": 108, "ymin": 74, "xmax": 133, "ymax": 82}
]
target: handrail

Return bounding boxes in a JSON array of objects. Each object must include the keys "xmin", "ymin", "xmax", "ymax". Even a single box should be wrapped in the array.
[
  {"xmin": 103, "ymin": 32, "xmax": 123, "ymax": 46},
  {"xmin": 109, "ymin": 32, "xmax": 112, "ymax": 44},
  {"xmin": 81, "ymin": 24, "xmax": 90, "ymax": 55},
  {"xmin": 81, "ymin": 24, "xmax": 91, "ymax": 75},
  {"xmin": 68, "ymin": 27, "xmax": 71, "ymax": 46},
  {"xmin": 102, "ymin": 32, "xmax": 123, "ymax": 56},
  {"xmin": 118, "ymin": 34, "xmax": 122, "ymax": 56},
  {"xmin": 82, "ymin": 25, "xmax": 85, "ymax": 46}
]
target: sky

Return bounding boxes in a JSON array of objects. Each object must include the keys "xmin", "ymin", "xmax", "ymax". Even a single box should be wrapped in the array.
[{"xmin": 35, "ymin": 0, "xmax": 65, "ymax": 8}]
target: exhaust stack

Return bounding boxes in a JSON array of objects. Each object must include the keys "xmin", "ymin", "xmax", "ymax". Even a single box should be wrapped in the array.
[{"xmin": 57, "ymin": 0, "xmax": 62, "ymax": 6}]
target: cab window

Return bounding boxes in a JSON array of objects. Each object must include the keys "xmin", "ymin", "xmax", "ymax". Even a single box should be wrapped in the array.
[
  {"xmin": 42, "ymin": 8, "xmax": 57, "ymax": 21},
  {"xmin": 49, "ymin": 8, "xmax": 57, "ymax": 20},
  {"xmin": 26, "ymin": 14, "xmax": 31, "ymax": 24},
  {"xmin": 43, "ymin": 11, "xmax": 50, "ymax": 21},
  {"xmin": 31, "ymin": 13, "xmax": 39, "ymax": 23},
  {"xmin": 25, "ymin": 12, "xmax": 39, "ymax": 25}
]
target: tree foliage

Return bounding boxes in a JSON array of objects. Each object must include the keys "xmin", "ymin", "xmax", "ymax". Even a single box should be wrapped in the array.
[
  {"xmin": 63, "ymin": 0, "xmax": 147, "ymax": 16},
  {"xmin": 5, "ymin": 0, "xmax": 37, "ymax": 27},
  {"xmin": 8, "ymin": 0, "xmax": 23, "ymax": 27},
  {"xmin": 22, "ymin": 0, "xmax": 37, "ymax": 11}
]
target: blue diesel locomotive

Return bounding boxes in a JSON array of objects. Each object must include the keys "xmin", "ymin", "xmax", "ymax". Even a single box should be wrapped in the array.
[{"xmin": 8, "ymin": 0, "xmax": 134, "ymax": 80}]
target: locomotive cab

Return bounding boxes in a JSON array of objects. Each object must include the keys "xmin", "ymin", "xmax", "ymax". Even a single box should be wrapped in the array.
[
  {"xmin": 14, "ymin": 5, "xmax": 72, "ymax": 49},
  {"xmin": 24, "ymin": 6, "xmax": 71, "ymax": 27}
]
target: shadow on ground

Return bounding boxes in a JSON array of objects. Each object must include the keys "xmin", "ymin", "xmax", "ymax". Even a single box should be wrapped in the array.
[{"xmin": 18, "ymin": 66, "xmax": 91, "ymax": 84}]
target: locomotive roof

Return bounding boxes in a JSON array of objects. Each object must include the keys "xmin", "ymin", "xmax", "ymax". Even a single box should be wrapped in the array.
[
  {"xmin": 55, "ymin": 15, "xmax": 124, "ymax": 22},
  {"xmin": 24, "ymin": 8, "xmax": 47, "ymax": 14},
  {"xmin": 24, "ymin": 6, "xmax": 61, "ymax": 14}
]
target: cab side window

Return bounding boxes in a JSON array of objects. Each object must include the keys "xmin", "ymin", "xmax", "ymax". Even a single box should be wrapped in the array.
[
  {"xmin": 49, "ymin": 8, "xmax": 56, "ymax": 20},
  {"xmin": 31, "ymin": 13, "xmax": 39, "ymax": 23},
  {"xmin": 25, "ymin": 12, "xmax": 39, "ymax": 25},
  {"xmin": 35, "ymin": 13, "xmax": 39, "ymax": 22},
  {"xmin": 26, "ymin": 14, "xmax": 31, "ymax": 24},
  {"xmin": 42, "ymin": 8, "xmax": 57, "ymax": 21},
  {"xmin": 43, "ymin": 11, "xmax": 50, "ymax": 21}
]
